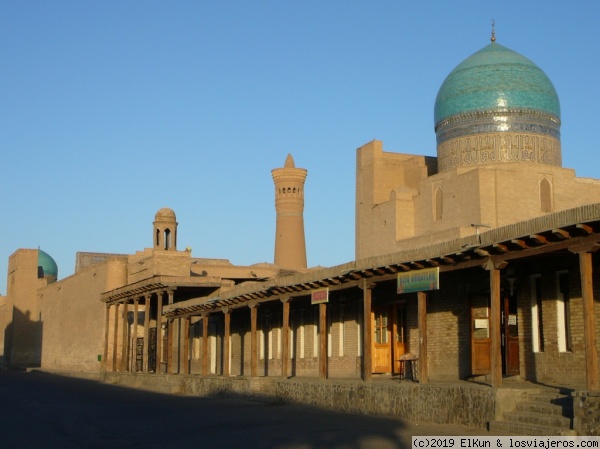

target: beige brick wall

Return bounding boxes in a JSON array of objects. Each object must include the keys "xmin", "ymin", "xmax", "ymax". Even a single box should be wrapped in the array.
[{"xmin": 40, "ymin": 258, "xmax": 128, "ymax": 372}]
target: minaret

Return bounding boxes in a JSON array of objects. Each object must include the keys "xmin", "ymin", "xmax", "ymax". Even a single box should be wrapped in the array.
[
  {"xmin": 153, "ymin": 207, "xmax": 178, "ymax": 251},
  {"xmin": 272, "ymin": 154, "xmax": 307, "ymax": 269}
]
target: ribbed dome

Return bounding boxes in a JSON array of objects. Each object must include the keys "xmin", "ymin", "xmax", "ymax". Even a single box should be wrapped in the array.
[
  {"xmin": 155, "ymin": 207, "xmax": 176, "ymax": 220},
  {"xmin": 434, "ymin": 42, "xmax": 560, "ymax": 127},
  {"xmin": 38, "ymin": 249, "xmax": 58, "ymax": 279}
]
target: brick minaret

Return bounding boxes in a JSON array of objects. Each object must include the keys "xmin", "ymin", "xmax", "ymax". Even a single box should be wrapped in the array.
[{"xmin": 272, "ymin": 154, "xmax": 307, "ymax": 269}]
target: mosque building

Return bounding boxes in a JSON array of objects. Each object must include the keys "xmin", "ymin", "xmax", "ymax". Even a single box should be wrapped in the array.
[{"xmin": 1, "ymin": 34, "xmax": 599, "ymax": 435}]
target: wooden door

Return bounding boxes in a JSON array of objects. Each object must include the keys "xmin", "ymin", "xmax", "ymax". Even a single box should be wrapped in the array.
[
  {"xmin": 392, "ymin": 304, "xmax": 407, "ymax": 374},
  {"xmin": 503, "ymin": 295, "xmax": 520, "ymax": 376},
  {"xmin": 148, "ymin": 327, "xmax": 157, "ymax": 373},
  {"xmin": 372, "ymin": 305, "xmax": 392, "ymax": 373},
  {"xmin": 471, "ymin": 295, "xmax": 491, "ymax": 375},
  {"xmin": 135, "ymin": 337, "xmax": 143, "ymax": 372}
]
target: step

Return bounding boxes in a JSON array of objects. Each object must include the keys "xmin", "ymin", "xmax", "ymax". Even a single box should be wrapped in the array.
[
  {"xmin": 528, "ymin": 392, "xmax": 572, "ymax": 404},
  {"xmin": 503, "ymin": 410, "xmax": 571, "ymax": 428},
  {"xmin": 527, "ymin": 393, "xmax": 573, "ymax": 413},
  {"xmin": 516, "ymin": 401, "xmax": 567, "ymax": 416},
  {"xmin": 489, "ymin": 420, "xmax": 576, "ymax": 436}
]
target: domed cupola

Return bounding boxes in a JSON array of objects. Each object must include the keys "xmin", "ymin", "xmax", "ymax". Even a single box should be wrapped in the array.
[
  {"xmin": 153, "ymin": 208, "xmax": 178, "ymax": 251},
  {"xmin": 434, "ymin": 37, "xmax": 561, "ymax": 172},
  {"xmin": 38, "ymin": 249, "xmax": 58, "ymax": 283}
]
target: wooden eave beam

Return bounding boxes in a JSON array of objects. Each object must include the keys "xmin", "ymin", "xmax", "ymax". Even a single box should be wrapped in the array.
[
  {"xmin": 411, "ymin": 261, "xmax": 425, "ymax": 269},
  {"xmin": 529, "ymin": 234, "xmax": 548, "ymax": 245},
  {"xmin": 576, "ymin": 223, "xmax": 594, "ymax": 235},
  {"xmin": 552, "ymin": 228, "xmax": 570, "ymax": 240},
  {"xmin": 452, "ymin": 252, "xmax": 471, "ymax": 261},
  {"xmin": 492, "ymin": 243, "xmax": 508, "ymax": 253},
  {"xmin": 425, "ymin": 259, "xmax": 439, "ymax": 267},
  {"xmin": 440, "ymin": 256, "xmax": 455, "ymax": 265},
  {"xmin": 474, "ymin": 248, "xmax": 490, "ymax": 257},
  {"xmin": 510, "ymin": 239, "xmax": 529, "ymax": 250}
]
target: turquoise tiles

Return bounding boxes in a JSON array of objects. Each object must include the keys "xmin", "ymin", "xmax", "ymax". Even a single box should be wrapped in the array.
[{"xmin": 434, "ymin": 43, "xmax": 560, "ymax": 126}]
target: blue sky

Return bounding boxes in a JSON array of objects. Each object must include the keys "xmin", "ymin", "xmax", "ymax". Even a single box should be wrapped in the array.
[{"xmin": 2, "ymin": 1, "xmax": 599, "ymax": 294}]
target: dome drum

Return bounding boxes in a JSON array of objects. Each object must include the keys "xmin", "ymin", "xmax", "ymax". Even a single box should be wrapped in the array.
[{"xmin": 435, "ymin": 109, "xmax": 561, "ymax": 144}]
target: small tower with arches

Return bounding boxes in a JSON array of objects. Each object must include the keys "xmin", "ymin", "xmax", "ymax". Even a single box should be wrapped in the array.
[{"xmin": 153, "ymin": 208, "xmax": 178, "ymax": 251}]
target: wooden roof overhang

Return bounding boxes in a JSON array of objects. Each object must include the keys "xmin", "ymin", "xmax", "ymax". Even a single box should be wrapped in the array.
[
  {"xmin": 163, "ymin": 204, "xmax": 600, "ymax": 319},
  {"xmin": 101, "ymin": 275, "xmax": 222, "ymax": 305}
]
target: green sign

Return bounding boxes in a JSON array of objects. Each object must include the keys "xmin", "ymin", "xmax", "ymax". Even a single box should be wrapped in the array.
[{"xmin": 397, "ymin": 267, "xmax": 439, "ymax": 294}]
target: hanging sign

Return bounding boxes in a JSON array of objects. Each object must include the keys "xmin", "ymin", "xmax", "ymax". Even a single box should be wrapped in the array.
[
  {"xmin": 311, "ymin": 287, "xmax": 329, "ymax": 305},
  {"xmin": 397, "ymin": 267, "xmax": 440, "ymax": 294}
]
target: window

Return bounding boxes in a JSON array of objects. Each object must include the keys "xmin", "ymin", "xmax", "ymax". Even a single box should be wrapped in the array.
[
  {"xmin": 374, "ymin": 310, "xmax": 388, "ymax": 344},
  {"xmin": 540, "ymin": 178, "xmax": 552, "ymax": 213},
  {"xmin": 434, "ymin": 186, "xmax": 443, "ymax": 221},
  {"xmin": 164, "ymin": 229, "xmax": 171, "ymax": 250}
]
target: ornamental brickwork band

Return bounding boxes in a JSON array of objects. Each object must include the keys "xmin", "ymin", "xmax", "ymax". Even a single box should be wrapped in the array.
[{"xmin": 437, "ymin": 133, "xmax": 562, "ymax": 172}]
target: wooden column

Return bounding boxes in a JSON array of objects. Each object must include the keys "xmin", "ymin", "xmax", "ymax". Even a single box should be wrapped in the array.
[
  {"xmin": 166, "ymin": 318, "xmax": 174, "ymax": 374},
  {"xmin": 102, "ymin": 304, "xmax": 110, "ymax": 372},
  {"xmin": 143, "ymin": 295, "xmax": 151, "ymax": 373},
  {"xmin": 155, "ymin": 293, "xmax": 163, "ymax": 374},
  {"xmin": 580, "ymin": 252, "xmax": 600, "ymax": 391},
  {"xmin": 202, "ymin": 314, "xmax": 209, "ymax": 375},
  {"xmin": 281, "ymin": 297, "xmax": 291, "ymax": 379},
  {"xmin": 223, "ymin": 309, "xmax": 231, "ymax": 377},
  {"xmin": 182, "ymin": 317, "xmax": 190, "ymax": 375},
  {"xmin": 360, "ymin": 279, "xmax": 373, "ymax": 382},
  {"xmin": 121, "ymin": 302, "xmax": 129, "ymax": 372},
  {"xmin": 250, "ymin": 304, "xmax": 258, "ymax": 377},
  {"xmin": 112, "ymin": 303, "xmax": 119, "ymax": 371},
  {"xmin": 490, "ymin": 268, "xmax": 503, "ymax": 387},
  {"xmin": 319, "ymin": 302, "xmax": 327, "ymax": 379},
  {"xmin": 418, "ymin": 291, "xmax": 429, "ymax": 384},
  {"xmin": 173, "ymin": 318, "xmax": 181, "ymax": 374},
  {"xmin": 132, "ymin": 299, "xmax": 139, "ymax": 372}
]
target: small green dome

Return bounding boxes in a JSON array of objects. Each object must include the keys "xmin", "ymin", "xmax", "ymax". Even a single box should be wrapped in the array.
[
  {"xmin": 38, "ymin": 249, "xmax": 58, "ymax": 279},
  {"xmin": 434, "ymin": 42, "xmax": 560, "ymax": 127}
]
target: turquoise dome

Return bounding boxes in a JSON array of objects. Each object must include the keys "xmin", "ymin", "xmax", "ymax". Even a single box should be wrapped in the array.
[
  {"xmin": 434, "ymin": 42, "xmax": 560, "ymax": 127},
  {"xmin": 38, "ymin": 249, "xmax": 58, "ymax": 279}
]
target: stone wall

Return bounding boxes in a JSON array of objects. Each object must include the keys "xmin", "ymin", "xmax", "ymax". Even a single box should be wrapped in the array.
[
  {"xmin": 39, "ymin": 369, "xmax": 600, "ymax": 433},
  {"xmin": 275, "ymin": 379, "xmax": 494, "ymax": 428},
  {"xmin": 92, "ymin": 371, "xmax": 495, "ymax": 429},
  {"xmin": 573, "ymin": 391, "xmax": 600, "ymax": 436}
]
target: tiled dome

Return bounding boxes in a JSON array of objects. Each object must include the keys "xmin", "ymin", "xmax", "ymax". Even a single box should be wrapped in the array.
[
  {"xmin": 38, "ymin": 249, "xmax": 58, "ymax": 280},
  {"xmin": 434, "ymin": 42, "xmax": 560, "ymax": 127}
]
